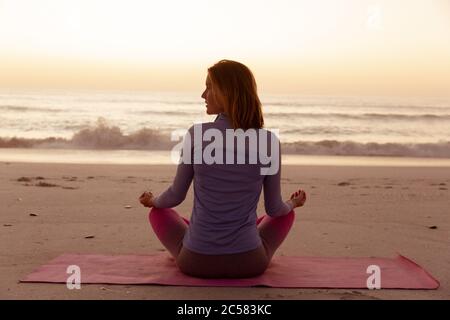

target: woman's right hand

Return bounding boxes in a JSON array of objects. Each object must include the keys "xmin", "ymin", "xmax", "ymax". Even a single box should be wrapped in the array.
[{"xmin": 289, "ymin": 189, "xmax": 306, "ymax": 208}]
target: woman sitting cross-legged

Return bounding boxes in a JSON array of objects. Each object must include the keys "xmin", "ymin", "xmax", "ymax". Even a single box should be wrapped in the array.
[{"xmin": 139, "ymin": 59, "xmax": 306, "ymax": 279}]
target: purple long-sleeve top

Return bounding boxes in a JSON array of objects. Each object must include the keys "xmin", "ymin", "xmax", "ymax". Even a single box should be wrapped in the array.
[{"xmin": 153, "ymin": 112, "xmax": 293, "ymax": 255}]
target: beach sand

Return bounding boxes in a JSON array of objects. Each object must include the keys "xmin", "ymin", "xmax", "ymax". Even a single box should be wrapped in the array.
[{"xmin": 0, "ymin": 161, "xmax": 449, "ymax": 300}]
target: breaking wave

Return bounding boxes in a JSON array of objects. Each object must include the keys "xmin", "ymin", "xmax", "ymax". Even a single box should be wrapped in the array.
[
  {"xmin": 281, "ymin": 140, "xmax": 450, "ymax": 158},
  {"xmin": 0, "ymin": 118, "xmax": 175, "ymax": 150},
  {"xmin": 1, "ymin": 119, "xmax": 449, "ymax": 158}
]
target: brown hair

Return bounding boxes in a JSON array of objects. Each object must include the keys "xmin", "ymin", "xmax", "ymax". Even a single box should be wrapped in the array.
[{"xmin": 208, "ymin": 59, "xmax": 264, "ymax": 130}]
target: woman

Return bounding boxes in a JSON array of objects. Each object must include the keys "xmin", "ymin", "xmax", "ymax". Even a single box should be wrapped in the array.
[{"xmin": 139, "ymin": 59, "xmax": 306, "ymax": 278}]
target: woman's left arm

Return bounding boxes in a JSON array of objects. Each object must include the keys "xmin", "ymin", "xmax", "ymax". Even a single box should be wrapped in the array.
[
  {"xmin": 152, "ymin": 160, "xmax": 194, "ymax": 208},
  {"xmin": 152, "ymin": 128, "xmax": 195, "ymax": 208}
]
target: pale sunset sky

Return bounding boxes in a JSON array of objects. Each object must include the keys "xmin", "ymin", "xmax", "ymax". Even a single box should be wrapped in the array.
[{"xmin": 0, "ymin": 0, "xmax": 449, "ymax": 96}]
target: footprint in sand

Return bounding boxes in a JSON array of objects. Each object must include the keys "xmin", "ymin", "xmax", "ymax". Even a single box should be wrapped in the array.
[
  {"xmin": 17, "ymin": 177, "xmax": 32, "ymax": 182},
  {"xmin": 18, "ymin": 176, "xmax": 80, "ymax": 189},
  {"xmin": 35, "ymin": 181, "xmax": 59, "ymax": 187},
  {"xmin": 62, "ymin": 176, "xmax": 77, "ymax": 180},
  {"xmin": 17, "ymin": 176, "xmax": 59, "ymax": 187}
]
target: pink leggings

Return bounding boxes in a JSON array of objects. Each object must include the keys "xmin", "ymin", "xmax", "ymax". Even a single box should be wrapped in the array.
[{"xmin": 148, "ymin": 208, "xmax": 295, "ymax": 278}]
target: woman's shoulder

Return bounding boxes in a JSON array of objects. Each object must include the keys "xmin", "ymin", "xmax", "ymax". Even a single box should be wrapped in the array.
[
  {"xmin": 185, "ymin": 121, "xmax": 280, "ymax": 144},
  {"xmin": 257, "ymin": 128, "xmax": 281, "ymax": 144},
  {"xmin": 186, "ymin": 121, "xmax": 216, "ymax": 134}
]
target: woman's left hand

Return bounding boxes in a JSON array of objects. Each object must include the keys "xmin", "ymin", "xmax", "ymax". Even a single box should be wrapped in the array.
[{"xmin": 139, "ymin": 191, "xmax": 155, "ymax": 208}]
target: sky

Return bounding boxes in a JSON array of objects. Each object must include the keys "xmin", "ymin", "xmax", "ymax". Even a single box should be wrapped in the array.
[{"xmin": 0, "ymin": 0, "xmax": 449, "ymax": 96}]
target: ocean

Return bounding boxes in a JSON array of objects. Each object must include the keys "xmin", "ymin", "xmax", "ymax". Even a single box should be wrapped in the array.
[{"xmin": 1, "ymin": 89, "xmax": 449, "ymax": 165}]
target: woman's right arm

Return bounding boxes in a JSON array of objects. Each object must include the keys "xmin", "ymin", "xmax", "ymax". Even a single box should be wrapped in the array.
[{"xmin": 263, "ymin": 139, "xmax": 306, "ymax": 217}]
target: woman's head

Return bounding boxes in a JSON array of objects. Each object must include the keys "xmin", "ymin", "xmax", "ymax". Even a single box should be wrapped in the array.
[{"xmin": 201, "ymin": 59, "xmax": 264, "ymax": 130}]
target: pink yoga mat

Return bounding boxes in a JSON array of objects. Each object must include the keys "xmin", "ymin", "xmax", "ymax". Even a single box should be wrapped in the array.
[{"xmin": 20, "ymin": 253, "xmax": 439, "ymax": 289}]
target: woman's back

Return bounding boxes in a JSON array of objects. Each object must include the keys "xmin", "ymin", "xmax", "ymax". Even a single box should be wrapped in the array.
[
  {"xmin": 155, "ymin": 113, "xmax": 292, "ymax": 255},
  {"xmin": 140, "ymin": 59, "xmax": 306, "ymax": 278}
]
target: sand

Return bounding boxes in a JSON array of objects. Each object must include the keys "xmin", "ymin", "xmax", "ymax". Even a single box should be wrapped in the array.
[{"xmin": 0, "ymin": 161, "xmax": 449, "ymax": 300}]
